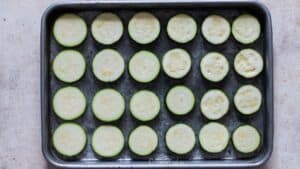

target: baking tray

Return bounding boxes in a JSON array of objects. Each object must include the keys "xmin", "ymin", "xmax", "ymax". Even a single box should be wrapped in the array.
[{"xmin": 41, "ymin": 0, "xmax": 273, "ymax": 168}]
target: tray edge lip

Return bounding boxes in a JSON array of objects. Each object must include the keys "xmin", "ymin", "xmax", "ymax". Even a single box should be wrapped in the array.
[{"xmin": 40, "ymin": 0, "xmax": 274, "ymax": 168}]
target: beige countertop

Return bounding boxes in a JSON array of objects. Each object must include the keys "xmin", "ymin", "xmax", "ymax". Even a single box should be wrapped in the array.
[{"xmin": 1, "ymin": 0, "xmax": 299, "ymax": 168}]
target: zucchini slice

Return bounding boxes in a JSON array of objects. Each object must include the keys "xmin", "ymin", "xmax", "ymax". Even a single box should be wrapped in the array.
[
  {"xmin": 129, "ymin": 50, "xmax": 160, "ymax": 83},
  {"xmin": 232, "ymin": 14, "xmax": 261, "ymax": 44},
  {"xmin": 129, "ymin": 125, "xmax": 158, "ymax": 156},
  {"xmin": 52, "ymin": 50, "xmax": 86, "ymax": 83},
  {"xmin": 200, "ymin": 52, "xmax": 229, "ymax": 82},
  {"xmin": 91, "ymin": 13, "xmax": 124, "ymax": 45},
  {"xmin": 130, "ymin": 90, "xmax": 160, "ymax": 121},
  {"xmin": 200, "ymin": 89, "xmax": 229, "ymax": 120},
  {"xmin": 53, "ymin": 13, "xmax": 87, "ymax": 47},
  {"xmin": 166, "ymin": 85, "xmax": 195, "ymax": 115},
  {"xmin": 92, "ymin": 49, "xmax": 125, "ymax": 82},
  {"xmin": 167, "ymin": 14, "xmax": 197, "ymax": 43},
  {"xmin": 53, "ymin": 123, "xmax": 87, "ymax": 157},
  {"xmin": 234, "ymin": 49, "xmax": 263, "ymax": 78},
  {"xmin": 165, "ymin": 123, "xmax": 195, "ymax": 155},
  {"xmin": 162, "ymin": 48, "xmax": 192, "ymax": 79},
  {"xmin": 53, "ymin": 86, "xmax": 86, "ymax": 120},
  {"xmin": 128, "ymin": 12, "xmax": 160, "ymax": 44},
  {"xmin": 92, "ymin": 125, "xmax": 124, "ymax": 158},
  {"xmin": 198, "ymin": 122, "xmax": 229, "ymax": 153},
  {"xmin": 232, "ymin": 125, "xmax": 261, "ymax": 153},
  {"xmin": 92, "ymin": 89, "xmax": 125, "ymax": 122},
  {"xmin": 201, "ymin": 15, "xmax": 230, "ymax": 45},
  {"xmin": 234, "ymin": 85, "xmax": 262, "ymax": 115}
]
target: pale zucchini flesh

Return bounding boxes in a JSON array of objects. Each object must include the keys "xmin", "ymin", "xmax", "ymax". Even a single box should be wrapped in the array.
[
  {"xmin": 91, "ymin": 13, "xmax": 124, "ymax": 45},
  {"xmin": 53, "ymin": 13, "xmax": 87, "ymax": 47},
  {"xmin": 129, "ymin": 126, "xmax": 158, "ymax": 156},
  {"xmin": 92, "ymin": 49, "xmax": 125, "ymax": 82},
  {"xmin": 128, "ymin": 12, "xmax": 160, "ymax": 44},
  {"xmin": 165, "ymin": 123, "xmax": 195, "ymax": 155},
  {"xmin": 167, "ymin": 14, "xmax": 197, "ymax": 43},
  {"xmin": 162, "ymin": 48, "xmax": 192, "ymax": 79},
  {"xmin": 129, "ymin": 51, "xmax": 160, "ymax": 83},
  {"xmin": 130, "ymin": 90, "xmax": 160, "ymax": 121},
  {"xmin": 52, "ymin": 50, "xmax": 86, "ymax": 83},
  {"xmin": 200, "ymin": 52, "xmax": 229, "ymax": 82},
  {"xmin": 166, "ymin": 86, "xmax": 195, "ymax": 115},
  {"xmin": 92, "ymin": 89, "xmax": 125, "ymax": 122},
  {"xmin": 53, "ymin": 86, "xmax": 86, "ymax": 120},
  {"xmin": 200, "ymin": 89, "xmax": 229, "ymax": 120},
  {"xmin": 234, "ymin": 49, "xmax": 263, "ymax": 78},
  {"xmin": 232, "ymin": 125, "xmax": 261, "ymax": 153},
  {"xmin": 53, "ymin": 123, "xmax": 87, "ymax": 157},
  {"xmin": 201, "ymin": 15, "xmax": 230, "ymax": 45},
  {"xmin": 199, "ymin": 122, "xmax": 229, "ymax": 153},
  {"xmin": 234, "ymin": 85, "xmax": 262, "ymax": 115},
  {"xmin": 232, "ymin": 14, "xmax": 261, "ymax": 44},
  {"xmin": 92, "ymin": 125, "xmax": 124, "ymax": 157}
]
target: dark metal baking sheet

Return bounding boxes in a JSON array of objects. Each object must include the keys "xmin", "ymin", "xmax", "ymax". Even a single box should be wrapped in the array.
[{"xmin": 41, "ymin": 0, "xmax": 273, "ymax": 168}]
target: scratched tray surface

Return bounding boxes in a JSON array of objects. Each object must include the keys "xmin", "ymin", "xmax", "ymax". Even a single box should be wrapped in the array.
[{"xmin": 41, "ymin": 1, "xmax": 273, "ymax": 168}]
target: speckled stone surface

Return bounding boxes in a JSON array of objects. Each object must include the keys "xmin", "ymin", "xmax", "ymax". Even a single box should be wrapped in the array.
[{"xmin": 0, "ymin": 0, "xmax": 299, "ymax": 169}]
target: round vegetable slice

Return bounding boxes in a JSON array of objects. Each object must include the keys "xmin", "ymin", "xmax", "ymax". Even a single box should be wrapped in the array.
[
  {"xmin": 232, "ymin": 14, "xmax": 261, "ymax": 44},
  {"xmin": 129, "ymin": 50, "xmax": 160, "ymax": 83},
  {"xmin": 167, "ymin": 13, "xmax": 197, "ymax": 43},
  {"xmin": 128, "ymin": 12, "xmax": 160, "ymax": 44},
  {"xmin": 53, "ymin": 123, "xmax": 87, "ymax": 157},
  {"xmin": 234, "ymin": 85, "xmax": 262, "ymax": 115},
  {"xmin": 166, "ymin": 85, "xmax": 195, "ymax": 115},
  {"xmin": 200, "ymin": 52, "xmax": 229, "ymax": 82},
  {"xmin": 165, "ymin": 123, "xmax": 195, "ymax": 155},
  {"xmin": 200, "ymin": 89, "xmax": 229, "ymax": 120},
  {"xmin": 92, "ymin": 125, "xmax": 124, "ymax": 158},
  {"xmin": 162, "ymin": 48, "xmax": 192, "ymax": 79},
  {"xmin": 52, "ymin": 50, "xmax": 86, "ymax": 83},
  {"xmin": 91, "ymin": 13, "xmax": 124, "ymax": 45},
  {"xmin": 201, "ymin": 15, "xmax": 230, "ymax": 45},
  {"xmin": 53, "ymin": 13, "xmax": 87, "ymax": 47},
  {"xmin": 232, "ymin": 125, "xmax": 261, "ymax": 153},
  {"xmin": 234, "ymin": 49, "xmax": 263, "ymax": 78},
  {"xmin": 129, "ymin": 125, "xmax": 158, "ymax": 156},
  {"xmin": 130, "ymin": 90, "xmax": 160, "ymax": 121},
  {"xmin": 92, "ymin": 89, "xmax": 125, "ymax": 122},
  {"xmin": 199, "ymin": 122, "xmax": 229, "ymax": 153},
  {"xmin": 53, "ymin": 86, "xmax": 86, "ymax": 120},
  {"xmin": 92, "ymin": 49, "xmax": 125, "ymax": 82}
]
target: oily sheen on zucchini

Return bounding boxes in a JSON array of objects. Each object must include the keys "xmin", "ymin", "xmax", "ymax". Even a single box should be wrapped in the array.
[{"xmin": 232, "ymin": 125, "xmax": 261, "ymax": 153}]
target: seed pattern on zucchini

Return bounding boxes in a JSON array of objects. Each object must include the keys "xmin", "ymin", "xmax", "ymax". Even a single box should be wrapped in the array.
[
  {"xmin": 167, "ymin": 14, "xmax": 197, "ymax": 43},
  {"xmin": 129, "ymin": 125, "xmax": 158, "ymax": 156},
  {"xmin": 53, "ymin": 123, "xmax": 87, "ymax": 157},
  {"xmin": 234, "ymin": 49, "xmax": 263, "ymax": 78},
  {"xmin": 92, "ymin": 125, "xmax": 124, "ymax": 158},
  {"xmin": 52, "ymin": 50, "xmax": 86, "ymax": 83},
  {"xmin": 232, "ymin": 14, "xmax": 261, "ymax": 44},
  {"xmin": 200, "ymin": 52, "xmax": 229, "ymax": 82},
  {"xmin": 53, "ymin": 13, "xmax": 87, "ymax": 47},
  {"xmin": 232, "ymin": 125, "xmax": 261, "ymax": 153},
  {"xmin": 234, "ymin": 85, "xmax": 262, "ymax": 115},
  {"xmin": 201, "ymin": 15, "xmax": 230, "ymax": 45},
  {"xmin": 53, "ymin": 86, "xmax": 86, "ymax": 120},
  {"xmin": 91, "ymin": 13, "xmax": 124, "ymax": 45},
  {"xmin": 92, "ymin": 89, "xmax": 125, "ymax": 122},
  {"xmin": 128, "ymin": 12, "xmax": 160, "ymax": 44}
]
